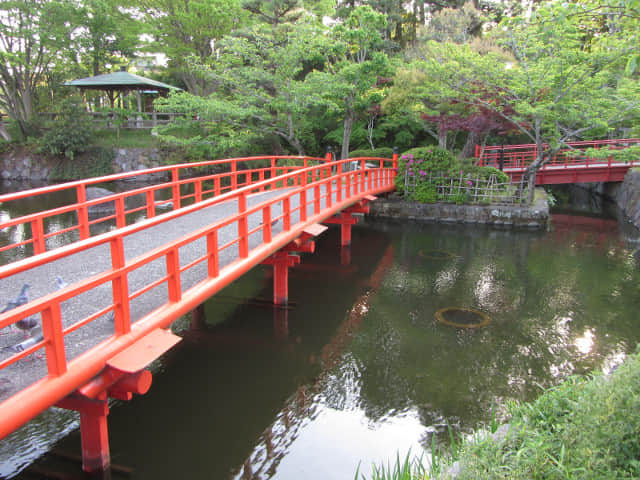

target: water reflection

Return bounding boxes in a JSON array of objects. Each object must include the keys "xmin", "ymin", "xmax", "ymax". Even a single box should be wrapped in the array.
[{"xmin": 6, "ymin": 215, "xmax": 640, "ymax": 480}]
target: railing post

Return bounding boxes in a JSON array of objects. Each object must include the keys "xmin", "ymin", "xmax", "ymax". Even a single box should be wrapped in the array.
[
  {"xmin": 262, "ymin": 205, "xmax": 272, "ymax": 243},
  {"xmin": 206, "ymin": 230, "xmax": 219, "ymax": 278},
  {"xmin": 336, "ymin": 162, "xmax": 343, "ymax": 202},
  {"xmin": 392, "ymin": 147, "xmax": 398, "ymax": 171},
  {"xmin": 238, "ymin": 193, "xmax": 249, "ymax": 258},
  {"xmin": 41, "ymin": 303, "xmax": 67, "ymax": 376},
  {"xmin": 30, "ymin": 218, "xmax": 46, "ymax": 255},
  {"xmin": 166, "ymin": 248, "xmax": 182, "ymax": 302},
  {"xmin": 325, "ymin": 146, "xmax": 333, "ymax": 163},
  {"xmin": 314, "ymin": 184, "xmax": 321, "ymax": 214},
  {"xmin": 115, "ymin": 197, "xmax": 126, "ymax": 229},
  {"xmin": 283, "ymin": 197, "xmax": 291, "ymax": 230},
  {"xmin": 195, "ymin": 180, "xmax": 202, "ymax": 203},
  {"xmin": 146, "ymin": 190, "xmax": 156, "ymax": 219},
  {"xmin": 110, "ymin": 237, "xmax": 131, "ymax": 335},
  {"xmin": 76, "ymin": 185, "xmax": 90, "ymax": 240},
  {"xmin": 300, "ymin": 189, "xmax": 307, "ymax": 222},
  {"xmin": 231, "ymin": 159, "xmax": 238, "ymax": 191},
  {"xmin": 171, "ymin": 168, "xmax": 181, "ymax": 210},
  {"xmin": 270, "ymin": 157, "xmax": 277, "ymax": 180}
]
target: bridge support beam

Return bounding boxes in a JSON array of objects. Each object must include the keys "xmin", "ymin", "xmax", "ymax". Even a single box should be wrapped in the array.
[
  {"xmin": 325, "ymin": 196, "xmax": 376, "ymax": 247},
  {"xmin": 55, "ymin": 329, "xmax": 181, "ymax": 474},
  {"xmin": 262, "ymin": 224, "xmax": 328, "ymax": 305},
  {"xmin": 262, "ymin": 252, "xmax": 301, "ymax": 305}
]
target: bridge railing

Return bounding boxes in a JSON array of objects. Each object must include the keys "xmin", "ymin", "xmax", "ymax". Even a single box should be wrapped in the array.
[
  {"xmin": 0, "ymin": 155, "xmax": 396, "ymax": 439},
  {"xmin": 476, "ymin": 138, "xmax": 640, "ymax": 169},
  {"xmin": 0, "ymin": 155, "xmax": 329, "ymax": 263}
]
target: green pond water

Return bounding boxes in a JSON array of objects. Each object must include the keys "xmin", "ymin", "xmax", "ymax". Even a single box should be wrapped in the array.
[{"xmin": 2, "ymin": 213, "xmax": 640, "ymax": 479}]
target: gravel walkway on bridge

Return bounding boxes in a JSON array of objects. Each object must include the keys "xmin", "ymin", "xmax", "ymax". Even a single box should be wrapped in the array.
[{"xmin": 0, "ymin": 186, "xmax": 334, "ymax": 401}]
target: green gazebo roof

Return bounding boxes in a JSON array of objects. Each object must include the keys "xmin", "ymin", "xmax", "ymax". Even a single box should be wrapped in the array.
[{"xmin": 64, "ymin": 71, "xmax": 181, "ymax": 92}]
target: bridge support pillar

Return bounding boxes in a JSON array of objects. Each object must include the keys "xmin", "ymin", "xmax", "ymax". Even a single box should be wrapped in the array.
[
  {"xmin": 261, "ymin": 224, "xmax": 328, "ymax": 305},
  {"xmin": 57, "ymin": 393, "xmax": 111, "ymax": 473},
  {"xmin": 325, "ymin": 196, "xmax": 376, "ymax": 247},
  {"xmin": 263, "ymin": 252, "xmax": 300, "ymax": 305}
]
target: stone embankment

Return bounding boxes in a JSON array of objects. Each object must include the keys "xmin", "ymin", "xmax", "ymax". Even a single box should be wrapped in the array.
[
  {"xmin": 617, "ymin": 168, "xmax": 640, "ymax": 230},
  {"xmin": 0, "ymin": 147, "xmax": 167, "ymax": 182},
  {"xmin": 368, "ymin": 190, "xmax": 549, "ymax": 229}
]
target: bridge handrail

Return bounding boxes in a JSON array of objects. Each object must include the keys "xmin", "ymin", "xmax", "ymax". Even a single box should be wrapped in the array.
[
  {"xmin": 476, "ymin": 138, "xmax": 640, "ymax": 170},
  {"xmin": 0, "ymin": 155, "xmax": 396, "ymax": 439},
  {"xmin": 0, "ymin": 155, "xmax": 330, "ymax": 262}
]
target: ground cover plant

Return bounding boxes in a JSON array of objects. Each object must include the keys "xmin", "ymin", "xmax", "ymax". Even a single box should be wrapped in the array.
[{"xmin": 359, "ymin": 346, "xmax": 640, "ymax": 479}]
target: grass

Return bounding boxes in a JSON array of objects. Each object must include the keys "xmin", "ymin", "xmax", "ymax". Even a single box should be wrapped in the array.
[
  {"xmin": 93, "ymin": 128, "xmax": 161, "ymax": 149},
  {"xmin": 360, "ymin": 346, "xmax": 640, "ymax": 480}
]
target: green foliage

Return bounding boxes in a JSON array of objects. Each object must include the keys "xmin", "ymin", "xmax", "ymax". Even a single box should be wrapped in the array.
[
  {"xmin": 93, "ymin": 129, "xmax": 161, "ymax": 149},
  {"xmin": 437, "ymin": 347, "xmax": 640, "ymax": 479},
  {"xmin": 0, "ymin": 0, "xmax": 77, "ymax": 138},
  {"xmin": 355, "ymin": 450, "xmax": 425, "ymax": 480},
  {"xmin": 37, "ymin": 99, "xmax": 95, "ymax": 159},
  {"xmin": 573, "ymin": 146, "xmax": 640, "ymax": 164},
  {"xmin": 411, "ymin": 183, "xmax": 438, "ymax": 203},
  {"xmin": 50, "ymin": 146, "xmax": 114, "ymax": 180},
  {"xmin": 349, "ymin": 147, "xmax": 394, "ymax": 159}
]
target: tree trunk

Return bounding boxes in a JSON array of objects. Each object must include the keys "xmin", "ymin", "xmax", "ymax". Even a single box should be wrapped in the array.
[
  {"xmin": 0, "ymin": 123, "xmax": 11, "ymax": 141},
  {"xmin": 341, "ymin": 110, "xmax": 355, "ymax": 160},
  {"xmin": 460, "ymin": 131, "xmax": 480, "ymax": 159},
  {"xmin": 438, "ymin": 126, "xmax": 447, "ymax": 150}
]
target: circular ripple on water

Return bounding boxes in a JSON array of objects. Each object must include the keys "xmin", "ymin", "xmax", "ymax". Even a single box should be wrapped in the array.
[{"xmin": 435, "ymin": 307, "xmax": 490, "ymax": 329}]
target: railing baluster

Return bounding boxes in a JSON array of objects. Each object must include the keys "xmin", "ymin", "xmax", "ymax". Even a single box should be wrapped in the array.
[
  {"xmin": 30, "ymin": 218, "xmax": 46, "ymax": 255},
  {"xmin": 76, "ymin": 185, "xmax": 90, "ymax": 240},
  {"xmin": 171, "ymin": 168, "xmax": 181, "ymax": 210},
  {"xmin": 110, "ymin": 236, "xmax": 131, "ymax": 335},
  {"xmin": 283, "ymin": 197, "xmax": 291, "ymax": 230},
  {"xmin": 314, "ymin": 184, "xmax": 321, "ymax": 214},
  {"xmin": 231, "ymin": 159, "xmax": 238, "ymax": 191},
  {"xmin": 115, "ymin": 197, "xmax": 126, "ymax": 228},
  {"xmin": 42, "ymin": 303, "xmax": 67, "ymax": 377},
  {"xmin": 146, "ymin": 190, "xmax": 156, "ymax": 218},
  {"xmin": 195, "ymin": 180, "xmax": 202, "ymax": 203},
  {"xmin": 300, "ymin": 189, "xmax": 307, "ymax": 222},
  {"xmin": 238, "ymin": 193, "xmax": 248, "ymax": 258},
  {"xmin": 166, "ymin": 248, "xmax": 182, "ymax": 302},
  {"xmin": 207, "ymin": 230, "xmax": 219, "ymax": 278},
  {"xmin": 262, "ymin": 205, "xmax": 272, "ymax": 243}
]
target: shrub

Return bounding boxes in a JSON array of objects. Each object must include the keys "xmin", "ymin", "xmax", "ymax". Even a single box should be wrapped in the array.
[
  {"xmin": 349, "ymin": 147, "xmax": 395, "ymax": 159},
  {"xmin": 395, "ymin": 146, "xmax": 460, "ymax": 194},
  {"xmin": 411, "ymin": 183, "xmax": 438, "ymax": 203},
  {"xmin": 38, "ymin": 99, "xmax": 95, "ymax": 159}
]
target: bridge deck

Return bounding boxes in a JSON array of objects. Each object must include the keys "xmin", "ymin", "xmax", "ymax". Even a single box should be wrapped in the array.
[{"xmin": 0, "ymin": 157, "xmax": 396, "ymax": 441}]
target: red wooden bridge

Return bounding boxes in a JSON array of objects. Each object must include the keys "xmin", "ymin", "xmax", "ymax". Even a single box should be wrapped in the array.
[
  {"xmin": 0, "ymin": 152, "xmax": 397, "ymax": 474},
  {"xmin": 476, "ymin": 138, "xmax": 640, "ymax": 184}
]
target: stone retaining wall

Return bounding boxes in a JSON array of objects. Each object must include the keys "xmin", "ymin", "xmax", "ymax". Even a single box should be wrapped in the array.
[
  {"xmin": 617, "ymin": 169, "xmax": 640, "ymax": 229},
  {"xmin": 0, "ymin": 147, "xmax": 168, "ymax": 182},
  {"xmin": 368, "ymin": 192, "xmax": 549, "ymax": 228}
]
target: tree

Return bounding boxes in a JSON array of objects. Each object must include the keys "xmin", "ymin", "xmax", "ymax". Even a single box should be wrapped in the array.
[
  {"xmin": 141, "ymin": 0, "xmax": 244, "ymax": 96},
  {"xmin": 396, "ymin": 0, "xmax": 640, "ymax": 201},
  {"xmin": 309, "ymin": 6, "xmax": 394, "ymax": 159},
  {"xmin": 0, "ymin": 0, "xmax": 76, "ymax": 139},
  {"xmin": 241, "ymin": 0, "xmax": 303, "ymax": 27},
  {"xmin": 74, "ymin": 0, "xmax": 142, "ymax": 76},
  {"xmin": 156, "ymin": 20, "xmax": 332, "ymax": 156}
]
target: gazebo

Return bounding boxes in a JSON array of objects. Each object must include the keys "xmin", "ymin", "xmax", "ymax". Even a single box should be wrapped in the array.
[{"xmin": 64, "ymin": 70, "xmax": 182, "ymax": 128}]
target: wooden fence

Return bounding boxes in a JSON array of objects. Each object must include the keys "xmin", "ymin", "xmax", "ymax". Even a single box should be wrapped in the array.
[{"xmin": 404, "ymin": 170, "xmax": 530, "ymax": 205}]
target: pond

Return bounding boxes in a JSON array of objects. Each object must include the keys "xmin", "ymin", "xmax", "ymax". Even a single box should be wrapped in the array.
[{"xmin": 1, "ymin": 205, "xmax": 639, "ymax": 479}]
